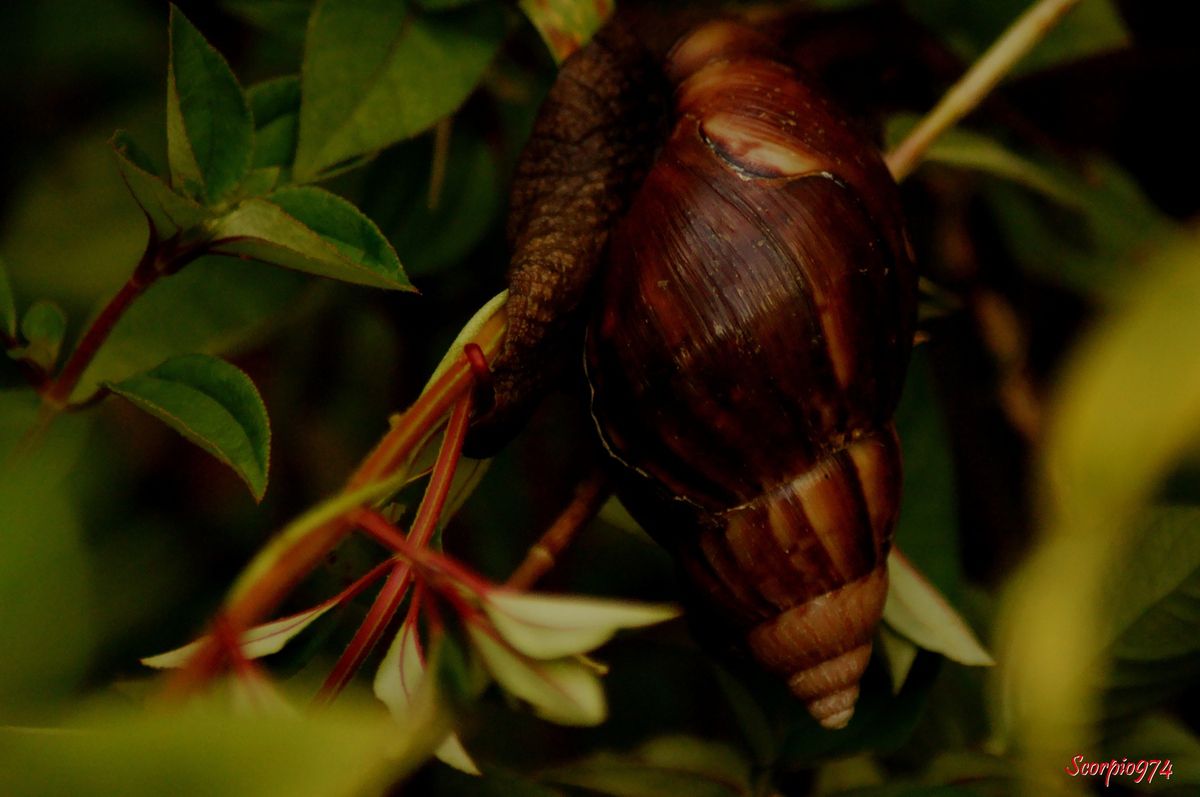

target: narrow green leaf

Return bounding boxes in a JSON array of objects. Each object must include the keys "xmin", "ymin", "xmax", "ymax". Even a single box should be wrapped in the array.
[
  {"xmin": 9, "ymin": 300, "xmax": 67, "ymax": 372},
  {"xmin": 903, "ymin": 0, "xmax": 1129, "ymax": 76},
  {"xmin": 983, "ymin": 158, "xmax": 1177, "ymax": 302},
  {"xmin": 106, "ymin": 354, "xmax": 271, "ymax": 500},
  {"xmin": 374, "ymin": 623, "xmax": 480, "ymax": 775},
  {"xmin": 295, "ymin": 1, "xmax": 504, "ymax": 180},
  {"xmin": 210, "ymin": 185, "xmax": 411, "ymax": 289},
  {"xmin": 142, "ymin": 597, "xmax": 343, "ymax": 669},
  {"xmin": 484, "ymin": 591, "xmax": 679, "ymax": 660},
  {"xmin": 539, "ymin": 736, "xmax": 754, "ymax": 797},
  {"xmin": 884, "ymin": 550, "xmax": 994, "ymax": 667},
  {"xmin": 167, "ymin": 5, "xmax": 254, "ymax": 202},
  {"xmin": 247, "ymin": 76, "xmax": 300, "ymax": 172},
  {"xmin": 111, "ymin": 131, "xmax": 211, "ymax": 237},
  {"xmin": 468, "ymin": 628, "xmax": 605, "ymax": 726},
  {"xmin": 0, "ymin": 257, "xmax": 16, "ymax": 339},
  {"xmin": 518, "ymin": 0, "xmax": 613, "ymax": 63},
  {"xmin": 885, "ymin": 117, "xmax": 1080, "ymax": 209}
]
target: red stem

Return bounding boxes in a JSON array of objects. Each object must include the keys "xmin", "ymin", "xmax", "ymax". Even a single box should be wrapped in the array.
[
  {"xmin": 42, "ymin": 231, "xmax": 162, "ymax": 408},
  {"xmin": 316, "ymin": 561, "xmax": 413, "ymax": 703},
  {"xmin": 316, "ymin": 393, "xmax": 474, "ymax": 701}
]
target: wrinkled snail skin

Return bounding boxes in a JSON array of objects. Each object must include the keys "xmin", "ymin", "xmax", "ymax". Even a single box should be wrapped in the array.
[
  {"xmin": 477, "ymin": 18, "xmax": 918, "ymax": 730},
  {"xmin": 464, "ymin": 18, "xmax": 669, "ymax": 456}
]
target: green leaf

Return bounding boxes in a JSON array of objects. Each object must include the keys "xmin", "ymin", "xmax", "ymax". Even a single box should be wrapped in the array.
[
  {"xmin": 0, "ymin": 257, "xmax": 16, "ymax": 340},
  {"xmin": 111, "ymin": 131, "xmax": 211, "ymax": 236},
  {"xmin": 982, "ymin": 158, "xmax": 1177, "ymax": 302},
  {"xmin": 210, "ymin": 185, "xmax": 411, "ymax": 289},
  {"xmin": 885, "ymin": 117, "xmax": 1080, "ymax": 209},
  {"xmin": 903, "ymin": 0, "xmax": 1129, "ymax": 76},
  {"xmin": 1093, "ymin": 507, "xmax": 1200, "ymax": 717},
  {"xmin": 9, "ymin": 300, "xmax": 67, "ymax": 372},
  {"xmin": 518, "ymin": 0, "xmax": 613, "ymax": 64},
  {"xmin": 167, "ymin": 5, "xmax": 254, "ymax": 203},
  {"xmin": 468, "ymin": 627, "xmax": 605, "ymax": 726},
  {"xmin": 247, "ymin": 76, "xmax": 300, "ymax": 172},
  {"xmin": 294, "ymin": 0, "xmax": 505, "ymax": 180},
  {"xmin": 893, "ymin": 348, "xmax": 961, "ymax": 597},
  {"xmin": 70, "ymin": 256, "xmax": 306, "ymax": 403},
  {"xmin": 884, "ymin": 550, "xmax": 993, "ymax": 668},
  {"xmin": 106, "ymin": 353, "xmax": 271, "ymax": 500},
  {"xmin": 483, "ymin": 591, "xmax": 679, "ymax": 660},
  {"xmin": 375, "ymin": 623, "xmax": 481, "ymax": 775},
  {"xmin": 539, "ymin": 735, "xmax": 754, "ymax": 797}
]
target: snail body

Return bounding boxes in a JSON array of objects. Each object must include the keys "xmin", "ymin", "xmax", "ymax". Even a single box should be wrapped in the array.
[{"xmin": 477, "ymin": 19, "xmax": 917, "ymax": 729}]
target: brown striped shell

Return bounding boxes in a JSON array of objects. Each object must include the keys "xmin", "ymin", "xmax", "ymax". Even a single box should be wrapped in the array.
[
  {"xmin": 471, "ymin": 17, "xmax": 918, "ymax": 730},
  {"xmin": 584, "ymin": 22, "xmax": 916, "ymax": 729}
]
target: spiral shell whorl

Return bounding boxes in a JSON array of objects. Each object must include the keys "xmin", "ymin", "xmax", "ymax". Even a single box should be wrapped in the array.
[{"xmin": 683, "ymin": 428, "xmax": 900, "ymax": 729}]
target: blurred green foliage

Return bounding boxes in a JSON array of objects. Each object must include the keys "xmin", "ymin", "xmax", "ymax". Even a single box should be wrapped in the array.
[{"xmin": 1, "ymin": 1, "xmax": 1199, "ymax": 795}]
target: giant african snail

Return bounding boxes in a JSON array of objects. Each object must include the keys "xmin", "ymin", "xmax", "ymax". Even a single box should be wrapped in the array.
[{"xmin": 470, "ymin": 15, "xmax": 918, "ymax": 729}]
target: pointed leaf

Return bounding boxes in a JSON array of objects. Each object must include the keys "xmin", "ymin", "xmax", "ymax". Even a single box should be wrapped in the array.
[
  {"xmin": 374, "ymin": 624, "xmax": 481, "ymax": 775},
  {"xmin": 167, "ymin": 5, "xmax": 254, "ymax": 202},
  {"xmin": 1, "ymin": 257, "xmax": 17, "ymax": 340},
  {"xmin": 210, "ymin": 186, "xmax": 411, "ymax": 289},
  {"xmin": 111, "ymin": 131, "xmax": 210, "ymax": 236},
  {"xmin": 878, "ymin": 624, "xmax": 919, "ymax": 694},
  {"xmin": 884, "ymin": 550, "xmax": 994, "ymax": 667},
  {"xmin": 518, "ymin": 0, "xmax": 613, "ymax": 63},
  {"xmin": 295, "ymin": 1, "xmax": 504, "ymax": 180},
  {"xmin": 903, "ymin": 0, "xmax": 1129, "ymax": 77},
  {"xmin": 484, "ymin": 591, "xmax": 679, "ymax": 660},
  {"xmin": 106, "ymin": 354, "xmax": 271, "ymax": 500},
  {"xmin": 885, "ymin": 117, "xmax": 1080, "ymax": 208},
  {"xmin": 247, "ymin": 76, "xmax": 300, "ymax": 172},
  {"xmin": 143, "ymin": 599, "xmax": 344, "ymax": 669},
  {"xmin": 9, "ymin": 300, "xmax": 67, "ymax": 372},
  {"xmin": 468, "ymin": 627, "xmax": 605, "ymax": 726}
]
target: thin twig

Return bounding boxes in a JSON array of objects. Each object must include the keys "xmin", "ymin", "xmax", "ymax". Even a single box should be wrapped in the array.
[
  {"xmin": 885, "ymin": 0, "xmax": 1084, "ymax": 181},
  {"xmin": 506, "ymin": 470, "xmax": 611, "ymax": 590}
]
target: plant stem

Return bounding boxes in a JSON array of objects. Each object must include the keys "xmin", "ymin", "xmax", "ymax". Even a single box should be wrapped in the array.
[
  {"xmin": 506, "ymin": 470, "xmax": 610, "ymax": 590},
  {"xmin": 42, "ymin": 230, "xmax": 162, "ymax": 409},
  {"xmin": 885, "ymin": 0, "xmax": 1083, "ymax": 182},
  {"xmin": 317, "ymin": 395, "xmax": 474, "ymax": 701},
  {"xmin": 317, "ymin": 561, "xmax": 413, "ymax": 704}
]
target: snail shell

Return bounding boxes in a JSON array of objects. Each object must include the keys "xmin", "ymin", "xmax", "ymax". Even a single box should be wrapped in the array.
[
  {"xmin": 584, "ymin": 22, "xmax": 917, "ymax": 729},
  {"xmin": 472, "ymin": 18, "xmax": 918, "ymax": 729}
]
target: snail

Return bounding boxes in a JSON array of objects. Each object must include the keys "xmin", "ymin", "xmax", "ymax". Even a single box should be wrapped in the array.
[{"xmin": 469, "ymin": 15, "xmax": 918, "ymax": 729}]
